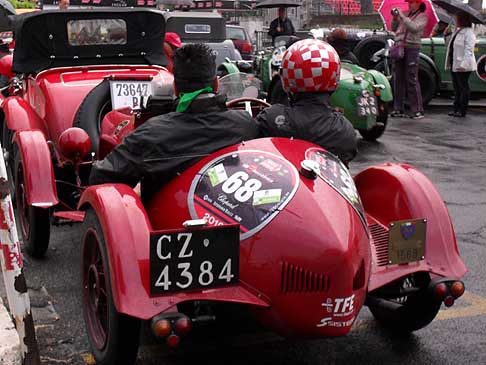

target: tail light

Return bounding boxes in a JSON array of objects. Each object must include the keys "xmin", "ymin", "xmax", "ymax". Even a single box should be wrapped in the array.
[
  {"xmin": 433, "ymin": 282, "xmax": 448, "ymax": 300},
  {"xmin": 175, "ymin": 317, "xmax": 192, "ymax": 335},
  {"xmin": 430, "ymin": 279, "xmax": 465, "ymax": 307},
  {"xmin": 152, "ymin": 319, "xmax": 171, "ymax": 338},
  {"xmin": 241, "ymin": 40, "xmax": 253, "ymax": 54},
  {"xmin": 166, "ymin": 334, "xmax": 180, "ymax": 348}
]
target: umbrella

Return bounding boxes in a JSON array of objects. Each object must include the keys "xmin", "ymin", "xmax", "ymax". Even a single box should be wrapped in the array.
[
  {"xmin": 378, "ymin": 0, "xmax": 439, "ymax": 38},
  {"xmin": 434, "ymin": 5, "xmax": 453, "ymax": 24},
  {"xmin": 255, "ymin": 0, "xmax": 303, "ymax": 9},
  {"xmin": 0, "ymin": 0, "xmax": 15, "ymax": 16},
  {"xmin": 432, "ymin": 0, "xmax": 485, "ymax": 24}
]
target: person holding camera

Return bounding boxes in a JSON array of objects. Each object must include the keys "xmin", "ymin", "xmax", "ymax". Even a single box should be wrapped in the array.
[{"xmin": 390, "ymin": 0, "xmax": 428, "ymax": 120}]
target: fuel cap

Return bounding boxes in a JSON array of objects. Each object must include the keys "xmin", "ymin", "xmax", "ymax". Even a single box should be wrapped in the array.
[{"xmin": 300, "ymin": 160, "xmax": 319, "ymax": 179}]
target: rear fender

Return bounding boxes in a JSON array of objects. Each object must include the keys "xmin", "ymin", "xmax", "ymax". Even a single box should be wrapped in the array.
[
  {"xmin": 14, "ymin": 130, "xmax": 58, "ymax": 207},
  {"xmin": 2, "ymin": 96, "xmax": 48, "ymax": 136},
  {"xmin": 79, "ymin": 185, "xmax": 269, "ymax": 320},
  {"xmin": 367, "ymin": 69, "xmax": 393, "ymax": 103},
  {"xmin": 354, "ymin": 163, "xmax": 467, "ymax": 291}
]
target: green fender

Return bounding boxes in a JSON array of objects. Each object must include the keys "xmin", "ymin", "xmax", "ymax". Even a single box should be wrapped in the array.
[
  {"xmin": 367, "ymin": 70, "xmax": 393, "ymax": 103},
  {"xmin": 218, "ymin": 62, "xmax": 239, "ymax": 75}
]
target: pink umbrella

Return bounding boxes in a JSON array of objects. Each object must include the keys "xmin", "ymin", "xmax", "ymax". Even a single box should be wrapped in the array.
[{"xmin": 379, "ymin": 0, "xmax": 439, "ymax": 38}]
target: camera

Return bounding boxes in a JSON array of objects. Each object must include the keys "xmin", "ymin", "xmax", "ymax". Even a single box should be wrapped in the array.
[{"xmin": 391, "ymin": 8, "xmax": 399, "ymax": 16}]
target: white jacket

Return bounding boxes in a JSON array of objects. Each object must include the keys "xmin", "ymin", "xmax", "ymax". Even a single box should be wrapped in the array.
[{"xmin": 445, "ymin": 27, "xmax": 477, "ymax": 72}]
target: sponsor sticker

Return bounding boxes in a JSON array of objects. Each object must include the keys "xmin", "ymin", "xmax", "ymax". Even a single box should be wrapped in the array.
[{"xmin": 252, "ymin": 189, "xmax": 282, "ymax": 206}]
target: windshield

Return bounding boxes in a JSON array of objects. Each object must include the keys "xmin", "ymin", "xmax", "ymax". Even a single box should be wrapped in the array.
[
  {"xmin": 219, "ymin": 72, "xmax": 262, "ymax": 101},
  {"xmin": 227, "ymin": 27, "xmax": 246, "ymax": 40}
]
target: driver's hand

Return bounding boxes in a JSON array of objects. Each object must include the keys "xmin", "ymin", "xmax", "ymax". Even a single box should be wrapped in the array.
[{"xmin": 277, "ymin": 26, "xmax": 282, "ymax": 32}]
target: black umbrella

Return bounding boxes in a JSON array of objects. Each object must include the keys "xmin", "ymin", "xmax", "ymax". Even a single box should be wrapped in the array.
[
  {"xmin": 0, "ymin": 0, "xmax": 15, "ymax": 16},
  {"xmin": 432, "ymin": 0, "xmax": 485, "ymax": 24},
  {"xmin": 255, "ymin": 0, "xmax": 303, "ymax": 9},
  {"xmin": 434, "ymin": 5, "xmax": 453, "ymax": 24}
]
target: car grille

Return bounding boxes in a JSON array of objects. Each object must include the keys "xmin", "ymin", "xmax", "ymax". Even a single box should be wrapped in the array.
[
  {"xmin": 280, "ymin": 262, "xmax": 330, "ymax": 294},
  {"xmin": 369, "ymin": 223, "xmax": 390, "ymax": 266}
]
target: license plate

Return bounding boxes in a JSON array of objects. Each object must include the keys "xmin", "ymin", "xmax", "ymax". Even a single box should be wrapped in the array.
[
  {"xmin": 150, "ymin": 225, "xmax": 240, "ymax": 295},
  {"xmin": 388, "ymin": 219, "xmax": 426, "ymax": 265},
  {"xmin": 356, "ymin": 95, "xmax": 378, "ymax": 116},
  {"xmin": 109, "ymin": 80, "xmax": 152, "ymax": 110}
]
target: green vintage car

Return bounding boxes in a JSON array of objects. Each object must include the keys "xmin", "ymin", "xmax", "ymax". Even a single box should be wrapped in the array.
[{"xmin": 253, "ymin": 36, "xmax": 393, "ymax": 141}]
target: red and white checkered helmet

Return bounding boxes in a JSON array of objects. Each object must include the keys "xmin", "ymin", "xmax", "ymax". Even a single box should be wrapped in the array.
[{"xmin": 280, "ymin": 39, "xmax": 341, "ymax": 93}]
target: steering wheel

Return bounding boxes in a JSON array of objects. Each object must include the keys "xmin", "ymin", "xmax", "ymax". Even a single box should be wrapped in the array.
[{"xmin": 226, "ymin": 97, "xmax": 270, "ymax": 117}]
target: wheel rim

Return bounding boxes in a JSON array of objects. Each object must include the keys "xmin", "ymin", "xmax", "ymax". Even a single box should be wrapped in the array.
[
  {"xmin": 82, "ymin": 228, "xmax": 109, "ymax": 350},
  {"xmin": 15, "ymin": 163, "xmax": 30, "ymax": 239}
]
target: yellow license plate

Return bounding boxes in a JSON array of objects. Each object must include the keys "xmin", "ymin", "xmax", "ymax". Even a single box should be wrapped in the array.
[{"xmin": 388, "ymin": 218, "xmax": 426, "ymax": 265}]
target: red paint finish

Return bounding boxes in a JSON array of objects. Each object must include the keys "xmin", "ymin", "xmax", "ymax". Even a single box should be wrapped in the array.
[
  {"xmin": 14, "ymin": 130, "xmax": 58, "ymax": 207},
  {"xmin": 148, "ymin": 138, "xmax": 370, "ymax": 337},
  {"xmin": 354, "ymin": 163, "xmax": 467, "ymax": 292},
  {"xmin": 3, "ymin": 96, "xmax": 48, "ymax": 136},
  {"xmin": 0, "ymin": 54, "xmax": 14, "ymax": 79},
  {"xmin": 78, "ymin": 184, "xmax": 269, "ymax": 321}
]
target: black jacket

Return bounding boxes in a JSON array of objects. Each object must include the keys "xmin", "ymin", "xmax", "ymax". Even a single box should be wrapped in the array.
[
  {"xmin": 89, "ymin": 93, "xmax": 259, "ymax": 199},
  {"xmin": 255, "ymin": 93, "xmax": 357, "ymax": 164},
  {"xmin": 268, "ymin": 17, "xmax": 295, "ymax": 42}
]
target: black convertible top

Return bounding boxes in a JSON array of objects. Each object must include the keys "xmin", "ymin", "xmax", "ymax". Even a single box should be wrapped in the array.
[{"xmin": 12, "ymin": 9, "xmax": 167, "ymax": 74}]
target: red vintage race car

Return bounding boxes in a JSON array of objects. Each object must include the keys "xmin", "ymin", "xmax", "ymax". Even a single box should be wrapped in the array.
[{"xmin": 0, "ymin": 9, "xmax": 467, "ymax": 365}]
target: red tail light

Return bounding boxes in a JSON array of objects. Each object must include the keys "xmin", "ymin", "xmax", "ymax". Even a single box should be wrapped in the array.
[
  {"xmin": 152, "ymin": 319, "xmax": 171, "ymax": 338},
  {"xmin": 450, "ymin": 281, "xmax": 465, "ymax": 298},
  {"xmin": 175, "ymin": 317, "xmax": 192, "ymax": 335},
  {"xmin": 444, "ymin": 296, "xmax": 455, "ymax": 307},
  {"xmin": 433, "ymin": 282, "xmax": 448, "ymax": 300},
  {"xmin": 166, "ymin": 334, "xmax": 180, "ymax": 347},
  {"xmin": 241, "ymin": 40, "xmax": 253, "ymax": 54}
]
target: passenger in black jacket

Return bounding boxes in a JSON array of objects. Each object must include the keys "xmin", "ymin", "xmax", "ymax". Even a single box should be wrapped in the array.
[
  {"xmin": 89, "ymin": 44, "xmax": 259, "ymax": 199},
  {"xmin": 256, "ymin": 39, "xmax": 357, "ymax": 165}
]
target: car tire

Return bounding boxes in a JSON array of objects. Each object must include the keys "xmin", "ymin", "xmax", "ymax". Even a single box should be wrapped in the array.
[
  {"xmin": 358, "ymin": 102, "xmax": 388, "ymax": 141},
  {"xmin": 15, "ymin": 152, "xmax": 50, "ymax": 258},
  {"xmin": 82, "ymin": 209, "xmax": 141, "ymax": 365},
  {"xmin": 418, "ymin": 61, "xmax": 437, "ymax": 106},
  {"xmin": 354, "ymin": 36, "xmax": 387, "ymax": 69},
  {"xmin": 368, "ymin": 273, "xmax": 441, "ymax": 332},
  {"xmin": 74, "ymin": 81, "xmax": 111, "ymax": 154},
  {"xmin": 267, "ymin": 76, "xmax": 289, "ymax": 106}
]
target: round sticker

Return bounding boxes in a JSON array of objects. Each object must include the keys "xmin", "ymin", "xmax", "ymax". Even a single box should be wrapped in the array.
[
  {"xmin": 188, "ymin": 150, "xmax": 299, "ymax": 240},
  {"xmin": 476, "ymin": 55, "xmax": 486, "ymax": 82},
  {"xmin": 304, "ymin": 148, "xmax": 367, "ymax": 230}
]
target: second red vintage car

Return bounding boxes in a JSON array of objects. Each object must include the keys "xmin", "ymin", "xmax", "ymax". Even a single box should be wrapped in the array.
[{"xmin": 0, "ymin": 8, "xmax": 467, "ymax": 365}]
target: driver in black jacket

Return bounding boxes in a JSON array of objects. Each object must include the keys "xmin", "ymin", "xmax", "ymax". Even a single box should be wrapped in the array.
[
  {"xmin": 256, "ymin": 39, "xmax": 357, "ymax": 165},
  {"xmin": 89, "ymin": 44, "xmax": 259, "ymax": 199}
]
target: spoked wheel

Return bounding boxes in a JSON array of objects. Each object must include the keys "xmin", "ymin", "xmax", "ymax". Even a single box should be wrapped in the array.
[
  {"xmin": 368, "ymin": 273, "xmax": 441, "ymax": 333},
  {"xmin": 358, "ymin": 102, "xmax": 388, "ymax": 141},
  {"xmin": 15, "ymin": 154, "xmax": 50, "ymax": 258},
  {"xmin": 82, "ymin": 209, "xmax": 141, "ymax": 365}
]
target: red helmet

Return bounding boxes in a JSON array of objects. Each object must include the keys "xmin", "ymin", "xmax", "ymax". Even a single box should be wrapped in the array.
[
  {"xmin": 280, "ymin": 39, "xmax": 340, "ymax": 93},
  {"xmin": 164, "ymin": 32, "xmax": 182, "ymax": 49}
]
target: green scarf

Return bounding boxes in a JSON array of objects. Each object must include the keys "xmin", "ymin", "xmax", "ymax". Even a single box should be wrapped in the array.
[{"xmin": 176, "ymin": 86, "xmax": 213, "ymax": 113}]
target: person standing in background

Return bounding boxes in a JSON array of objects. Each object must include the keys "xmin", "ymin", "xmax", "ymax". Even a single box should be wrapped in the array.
[
  {"xmin": 268, "ymin": 7, "xmax": 295, "ymax": 45},
  {"xmin": 58, "ymin": 0, "xmax": 69, "ymax": 10},
  {"xmin": 390, "ymin": 0, "xmax": 428, "ymax": 120},
  {"xmin": 163, "ymin": 32, "xmax": 182, "ymax": 73},
  {"xmin": 445, "ymin": 12, "xmax": 477, "ymax": 118}
]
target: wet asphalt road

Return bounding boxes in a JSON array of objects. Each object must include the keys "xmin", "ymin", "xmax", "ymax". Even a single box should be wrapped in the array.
[{"xmin": 1, "ymin": 105, "xmax": 486, "ymax": 364}]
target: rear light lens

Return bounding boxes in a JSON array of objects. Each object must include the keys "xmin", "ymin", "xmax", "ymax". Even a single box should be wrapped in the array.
[
  {"xmin": 175, "ymin": 317, "xmax": 192, "ymax": 335},
  {"xmin": 241, "ymin": 40, "xmax": 253, "ymax": 54},
  {"xmin": 433, "ymin": 282, "xmax": 448, "ymax": 300},
  {"xmin": 166, "ymin": 334, "xmax": 180, "ymax": 347},
  {"xmin": 450, "ymin": 281, "xmax": 465, "ymax": 298},
  {"xmin": 152, "ymin": 319, "xmax": 171, "ymax": 338},
  {"xmin": 444, "ymin": 296, "xmax": 455, "ymax": 307}
]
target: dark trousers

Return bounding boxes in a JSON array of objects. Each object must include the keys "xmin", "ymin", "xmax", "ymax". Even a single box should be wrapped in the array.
[
  {"xmin": 392, "ymin": 47, "xmax": 423, "ymax": 113},
  {"xmin": 451, "ymin": 71, "xmax": 471, "ymax": 115}
]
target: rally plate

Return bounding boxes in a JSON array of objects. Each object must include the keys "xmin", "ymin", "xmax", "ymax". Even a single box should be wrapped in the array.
[
  {"xmin": 388, "ymin": 219, "xmax": 426, "ymax": 265},
  {"xmin": 150, "ymin": 225, "xmax": 240, "ymax": 295}
]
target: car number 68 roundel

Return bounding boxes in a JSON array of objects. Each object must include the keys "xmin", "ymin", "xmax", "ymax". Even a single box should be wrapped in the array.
[{"xmin": 188, "ymin": 150, "xmax": 300, "ymax": 240}]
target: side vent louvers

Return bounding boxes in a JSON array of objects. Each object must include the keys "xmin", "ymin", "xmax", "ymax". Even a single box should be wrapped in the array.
[
  {"xmin": 369, "ymin": 223, "xmax": 389, "ymax": 266},
  {"xmin": 280, "ymin": 262, "xmax": 330, "ymax": 294}
]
